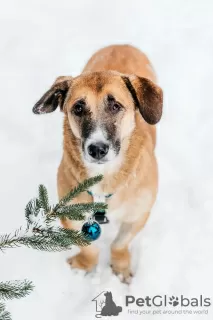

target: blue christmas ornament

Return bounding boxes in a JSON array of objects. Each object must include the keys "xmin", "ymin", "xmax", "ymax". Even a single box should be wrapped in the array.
[{"xmin": 81, "ymin": 220, "xmax": 101, "ymax": 241}]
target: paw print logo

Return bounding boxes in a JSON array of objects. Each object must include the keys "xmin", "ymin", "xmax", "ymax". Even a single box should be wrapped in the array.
[{"xmin": 169, "ymin": 296, "xmax": 179, "ymax": 307}]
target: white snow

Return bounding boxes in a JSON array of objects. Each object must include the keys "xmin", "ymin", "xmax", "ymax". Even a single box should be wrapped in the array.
[{"xmin": 0, "ymin": 0, "xmax": 213, "ymax": 319}]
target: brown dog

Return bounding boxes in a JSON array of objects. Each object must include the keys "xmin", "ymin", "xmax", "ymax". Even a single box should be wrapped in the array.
[{"xmin": 33, "ymin": 44, "xmax": 163, "ymax": 283}]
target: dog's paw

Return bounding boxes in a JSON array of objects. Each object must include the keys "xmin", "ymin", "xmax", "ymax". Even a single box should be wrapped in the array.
[
  {"xmin": 110, "ymin": 247, "xmax": 133, "ymax": 284},
  {"xmin": 67, "ymin": 252, "xmax": 98, "ymax": 272},
  {"xmin": 110, "ymin": 263, "xmax": 133, "ymax": 284}
]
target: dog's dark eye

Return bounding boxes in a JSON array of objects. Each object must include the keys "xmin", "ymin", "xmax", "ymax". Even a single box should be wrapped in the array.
[
  {"xmin": 109, "ymin": 101, "xmax": 122, "ymax": 114},
  {"xmin": 112, "ymin": 102, "xmax": 121, "ymax": 113},
  {"xmin": 107, "ymin": 95, "xmax": 122, "ymax": 114},
  {"xmin": 72, "ymin": 100, "xmax": 85, "ymax": 116}
]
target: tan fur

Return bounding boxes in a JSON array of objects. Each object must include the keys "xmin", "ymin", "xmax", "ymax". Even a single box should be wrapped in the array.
[
  {"xmin": 83, "ymin": 45, "xmax": 156, "ymax": 80},
  {"xmin": 67, "ymin": 245, "xmax": 99, "ymax": 272},
  {"xmin": 54, "ymin": 45, "xmax": 162, "ymax": 282}
]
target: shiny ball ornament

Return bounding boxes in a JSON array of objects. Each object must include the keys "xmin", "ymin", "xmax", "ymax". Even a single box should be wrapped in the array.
[{"xmin": 81, "ymin": 220, "xmax": 101, "ymax": 241}]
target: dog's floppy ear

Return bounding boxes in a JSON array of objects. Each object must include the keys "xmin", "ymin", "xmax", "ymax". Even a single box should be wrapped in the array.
[
  {"xmin": 122, "ymin": 76, "xmax": 163, "ymax": 125},
  {"xmin": 32, "ymin": 76, "xmax": 72, "ymax": 114}
]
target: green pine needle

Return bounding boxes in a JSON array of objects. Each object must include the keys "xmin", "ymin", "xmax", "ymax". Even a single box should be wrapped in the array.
[
  {"xmin": 0, "ymin": 304, "xmax": 5, "ymax": 313},
  {"xmin": 55, "ymin": 175, "xmax": 103, "ymax": 210},
  {"xmin": 0, "ymin": 226, "xmax": 90, "ymax": 252},
  {"xmin": 55, "ymin": 202, "xmax": 107, "ymax": 220},
  {"xmin": 0, "ymin": 311, "xmax": 11, "ymax": 320},
  {"xmin": 21, "ymin": 229, "xmax": 90, "ymax": 251},
  {"xmin": 0, "ymin": 303, "xmax": 11, "ymax": 320},
  {"xmin": 0, "ymin": 280, "xmax": 33, "ymax": 301},
  {"xmin": 0, "ymin": 231, "xmax": 22, "ymax": 251},
  {"xmin": 57, "ymin": 228, "xmax": 90, "ymax": 246},
  {"xmin": 25, "ymin": 199, "xmax": 41, "ymax": 224},
  {"xmin": 38, "ymin": 185, "xmax": 50, "ymax": 214}
]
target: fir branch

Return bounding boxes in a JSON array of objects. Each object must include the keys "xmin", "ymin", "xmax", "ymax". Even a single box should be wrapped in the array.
[
  {"xmin": 54, "ymin": 175, "xmax": 103, "ymax": 210},
  {"xmin": 32, "ymin": 228, "xmax": 90, "ymax": 249},
  {"xmin": 54, "ymin": 202, "xmax": 107, "ymax": 220},
  {"xmin": 0, "ymin": 304, "xmax": 5, "ymax": 313},
  {"xmin": 0, "ymin": 227, "xmax": 90, "ymax": 252},
  {"xmin": 0, "ymin": 303, "xmax": 11, "ymax": 320},
  {"xmin": 21, "ymin": 229, "xmax": 89, "ymax": 251},
  {"xmin": 0, "ymin": 177, "xmax": 105, "ymax": 320},
  {"xmin": 0, "ymin": 232, "xmax": 21, "ymax": 251},
  {"xmin": 0, "ymin": 280, "xmax": 33, "ymax": 301},
  {"xmin": 38, "ymin": 185, "xmax": 50, "ymax": 214},
  {"xmin": 0, "ymin": 228, "xmax": 30, "ymax": 251},
  {"xmin": 56, "ymin": 228, "xmax": 90, "ymax": 246},
  {"xmin": 25, "ymin": 199, "xmax": 41, "ymax": 224}
]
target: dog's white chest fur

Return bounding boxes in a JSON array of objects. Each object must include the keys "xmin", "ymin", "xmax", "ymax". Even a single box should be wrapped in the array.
[{"xmin": 85, "ymin": 152, "xmax": 123, "ymax": 178}]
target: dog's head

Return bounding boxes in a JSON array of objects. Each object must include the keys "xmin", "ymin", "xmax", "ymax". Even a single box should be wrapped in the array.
[{"xmin": 33, "ymin": 71, "xmax": 163, "ymax": 165}]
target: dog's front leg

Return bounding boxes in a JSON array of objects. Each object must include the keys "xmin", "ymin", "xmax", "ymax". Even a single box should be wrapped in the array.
[
  {"xmin": 61, "ymin": 218, "xmax": 99, "ymax": 272},
  {"xmin": 67, "ymin": 245, "xmax": 99, "ymax": 272},
  {"xmin": 111, "ymin": 212, "xmax": 150, "ymax": 283}
]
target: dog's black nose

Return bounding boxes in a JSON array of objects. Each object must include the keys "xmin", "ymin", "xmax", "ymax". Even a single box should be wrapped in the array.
[{"xmin": 88, "ymin": 142, "xmax": 109, "ymax": 160}]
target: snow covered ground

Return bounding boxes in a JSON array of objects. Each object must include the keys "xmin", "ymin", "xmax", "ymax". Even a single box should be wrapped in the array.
[{"xmin": 0, "ymin": 0, "xmax": 213, "ymax": 319}]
